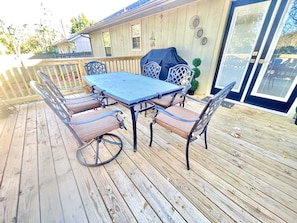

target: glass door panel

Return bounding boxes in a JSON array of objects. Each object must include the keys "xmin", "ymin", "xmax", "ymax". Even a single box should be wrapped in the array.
[
  {"xmin": 252, "ymin": 54, "xmax": 297, "ymax": 101},
  {"xmin": 245, "ymin": 0, "xmax": 297, "ymax": 112},
  {"xmin": 249, "ymin": 0, "xmax": 297, "ymax": 101},
  {"xmin": 214, "ymin": 1, "xmax": 270, "ymax": 94}
]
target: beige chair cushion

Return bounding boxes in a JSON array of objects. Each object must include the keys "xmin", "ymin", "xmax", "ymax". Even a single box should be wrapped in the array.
[
  {"xmin": 65, "ymin": 96, "xmax": 100, "ymax": 114},
  {"xmin": 71, "ymin": 108, "xmax": 120, "ymax": 142},
  {"xmin": 152, "ymin": 93, "xmax": 184, "ymax": 108},
  {"xmin": 156, "ymin": 106, "xmax": 199, "ymax": 139}
]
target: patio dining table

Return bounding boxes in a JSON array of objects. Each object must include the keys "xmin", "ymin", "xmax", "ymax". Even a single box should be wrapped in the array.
[{"xmin": 84, "ymin": 72, "xmax": 183, "ymax": 151}]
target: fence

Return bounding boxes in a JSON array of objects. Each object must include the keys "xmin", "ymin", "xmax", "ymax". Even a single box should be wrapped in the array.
[{"xmin": 0, "ymin": 56, "xmax": 142, "ymax": 104}]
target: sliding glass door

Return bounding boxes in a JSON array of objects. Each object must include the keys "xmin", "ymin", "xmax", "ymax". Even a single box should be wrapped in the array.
[{"xmin": 212, "ymin": 0, "xmax": 297, "ymax": 113}]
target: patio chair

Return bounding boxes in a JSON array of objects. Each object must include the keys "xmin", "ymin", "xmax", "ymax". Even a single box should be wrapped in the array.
[
  {"xmin": 84, "ymin": 61, "xmax": 117, "ymax": 106},
  {"xmin": 142, "ymin": 61, "xmax": 161, "ymax": 79},
  {"xmin": 37, "ymin": 70, "xmax": 102, "ymax": 115},
  {"xmin": 152, "ymin": 64, "xmax": 194, "ymax": 108},
  {"xmin": 149, "ymin": 81, "xmax": 236, "ymax": 170},
  {"xmin": 30, "ymin": 80, "xmax": 126, "ymax": 167},
  {"xmin": 84, "ymin": 61, "xmax": 107, "ymax": 75}
]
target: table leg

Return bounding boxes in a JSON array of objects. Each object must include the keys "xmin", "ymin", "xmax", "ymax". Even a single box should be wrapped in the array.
[{"xmin": 130, "ymin": 106, "xmax": 138, "ymax": 152}]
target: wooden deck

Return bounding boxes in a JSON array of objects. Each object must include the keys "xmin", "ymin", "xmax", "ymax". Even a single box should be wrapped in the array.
[{"xmin": 1, "ymin": 97, "xmax": 297, "ymax": 223}]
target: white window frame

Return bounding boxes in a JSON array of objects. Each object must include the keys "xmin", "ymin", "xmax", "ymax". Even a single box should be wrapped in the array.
[
  {"xmin": 131, "ymin": 23, "xmax": 141, "ymax": 50},
  {"xmin": 102, "ymin": 31, "xmax": 112, "ymax": 56}
]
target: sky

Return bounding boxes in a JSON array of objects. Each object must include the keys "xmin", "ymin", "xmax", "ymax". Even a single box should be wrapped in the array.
[{"xmin": 0, "ymin": 0, "xmax": 136, "ymax": 34}]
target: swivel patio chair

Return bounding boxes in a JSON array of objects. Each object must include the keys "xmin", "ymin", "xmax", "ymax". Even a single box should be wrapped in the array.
[
  {"xmin": 149, "ymin": 81, "xmax": 236, "ymax": 170},
  {"xmin": 142, "ymin": 61, "xmax": 161, "ymax": 79},
  {"xmin": 30, "ymin": 80, "xmax": 126, "ymax": 167},
  {"xmin": 84, "ymin": 61, "xmax": 107, "ymax": 75},
  {"xmin": 152, "ymin": 64, "xmax": 194, "ymax": 108},
  {"xmin": 37, "ymin": 70, "xmax": 102, "ymax": 115},
  {"xmin": 84, "ymin": 61, "xmax": 117, "ymax": 106}
]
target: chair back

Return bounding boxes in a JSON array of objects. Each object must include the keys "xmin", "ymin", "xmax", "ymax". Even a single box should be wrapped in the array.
[
  {"xmin": 30, "ymin": 80, "xmax": 84, "ymax": 142},
  {"xmin": 142, "ymin": 61, "xmax": 161, "ymax": 79},
  {"xmin": 30, "ymin": 81, "xmax": 70, "ymax": 122},
  {"xmin": 84, "ymin": 61, "xmax": 107, "ymax": 75},
  {"xmin": 166, "ymin": 64, "xmax": 194, "ymax": 94},
  {"xmin": 191, "ymin": 81, "xmax": 236, "ymax": 135},
  {"xmin": 37, "ymin": 70, "xmax": 64, "ymax": 99}
]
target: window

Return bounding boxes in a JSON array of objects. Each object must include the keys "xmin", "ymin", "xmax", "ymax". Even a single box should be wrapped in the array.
[
  {"xmin": 131, "ymin": 24, "xmax": 141, "ymax": 50},
  {"xmin": 103, "ymin": 31, "xmax": 112, "ymax": 56}
]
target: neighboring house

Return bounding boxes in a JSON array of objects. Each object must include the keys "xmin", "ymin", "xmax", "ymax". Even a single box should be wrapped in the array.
[
  {"xmin": 79, "ymin": 0, "xmax": 297, "ymax": 118},
  {"xmin": 54, "ymin": 34, "xmax": 92, "ymax": 54}
]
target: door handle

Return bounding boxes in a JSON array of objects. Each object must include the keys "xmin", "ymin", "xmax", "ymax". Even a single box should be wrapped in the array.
[
  {"xmin": 250, "ymin": 59, "xmax": 256, "ymax": 63},
  {"xmin": 259, "ymin": 59, "xmax": 265, "ymax": 64}
]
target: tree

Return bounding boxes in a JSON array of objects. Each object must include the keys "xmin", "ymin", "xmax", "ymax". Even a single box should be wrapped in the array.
[
  {"xmin": 0, "ymin": 2, "xmax": 62, "ymax": 55},
  {"xmin": 70, "ymin": 14, "xmax": 95, "ymax": 34},
  {"xmin": 0, "ymin": 20, "xmax": 29, "ymax": 55},
  {"xmin": 34, "ymin": 23, "xmax": 59, "ymax": 53},
  {"xmin": 22, "ymin": 35, "xmax": 42, "ymax": 54},
  {"xmin": 0, "ymin": 34, "xmax": 13, "ymax": 54}
]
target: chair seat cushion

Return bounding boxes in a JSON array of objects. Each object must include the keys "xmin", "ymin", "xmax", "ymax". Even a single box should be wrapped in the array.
[
  {"xmin": 156, "ymin": 106, "xmax": 199, "ymax": 139},
  {"xmin": 71, "ymin": 108, "xmax": 120, "ymax": 142},
  {"xmin": 65, "ymin": 96, "xmax": 100, "ymax": 114},
  {"xmin": 152, "ymin": 93, "xmax": 184, "ymax": 108}
]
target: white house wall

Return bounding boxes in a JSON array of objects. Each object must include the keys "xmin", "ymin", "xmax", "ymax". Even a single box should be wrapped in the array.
[
  {"xmin": 74, "ymin": 37, "xmax": 92, "ymax": 52},
  {"xmin": 57, "ymin": 42, "xmax": 73, "ymax": 54},
  {"xmin": 90, "ymin": 0, "xmax": 231, "ymax": 94}
]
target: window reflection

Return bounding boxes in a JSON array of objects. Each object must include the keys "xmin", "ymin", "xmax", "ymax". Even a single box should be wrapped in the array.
[
  {"xmin": 256, "ymin": 0, "xmax": 297, "ymax": 99},
  {"xmin": 216, "ymin": 1, "xmax": 269, "ymax": 91}
]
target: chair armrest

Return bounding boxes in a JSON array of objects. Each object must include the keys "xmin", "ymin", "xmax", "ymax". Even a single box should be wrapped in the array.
[
  {"xmin": 169, "ymin": 92, "xmax": 179, "ymax": 106},
  {"xmin": 64, "ymin": 93, "xmax": 100, "ymax": 101},
  {"xmin": 60, "ymin": 86, "xmax": 84, "ymax": 91},
  {"xmin": 185, "ymin": 95, "xmax": 208, "ymax": 104},
  {"xmin": 66, "ymin": 110, "xmax": 123, "ymax": 125},
  {"xmin": 154, "ymin": 105, "xmax": 198, "ymax": 123},
  {"xmin": 64, "ymin": 97, "xmax": 101, "ymax": 105},
  {"xmin": 182, "ymin": 84, "xmax": 192, "ymax": 94}
]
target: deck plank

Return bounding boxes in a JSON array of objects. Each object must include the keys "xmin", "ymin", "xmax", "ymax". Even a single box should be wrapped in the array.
[
  {"xmin": 0, "ymin": 106, "xmax": 18, "ymax": 185},
  {"xmin": 0, "ymin": 104, "xmax": 27, "ymax": 223},
  {"xmin": 36, "ymin": 101, "xmax": 64, "ymax": 223},
  {"xmin": 58, "ymin": 110, "xmax": 135, "ymax": 222},
  {"xmin": 115, "ymin": 139, "xmax": 208, "ymax": 222},
  {"xmin": 17, "ymin": 103, "xmax": 40, "ymax": 223},
  {"xmin": 146, "ymin": 127, "xmax": 262, "ymax": 222},
  {"xmin": 210, "ymin": 128, "xmax": 297, "ymax": 184},
  {"xmin": 101, "ymin": 149, "xmax": 162, "ymax": 223},
  {"xmin": 121, "ymin": 136, "xmax": 212, "ymax": 222},
  {"xmin": 46, "ymin": 104, "xmax": 89, "ymax": 223},
  {"xmin": 121, "ymin": 111, "xmax": 234, "ymax": 222},
  {"xmin": 0, "ymin": 98, "xmax": 296, "ymax": 223},
  {"xmin": 209, "ymin": 130, "xmax": 297, "ymax": 207},
  {"xmin": 194, "ymin": 138, "xmax": 292, "ymax": 222},
  {"xmin": 209, "ymin": 104, "xmax": 297, "ymax": 162}
]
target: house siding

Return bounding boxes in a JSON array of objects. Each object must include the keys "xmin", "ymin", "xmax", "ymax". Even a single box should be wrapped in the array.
[{"xmin": 90, "ymin": 0, "xmax": 231, "ymax": 95}]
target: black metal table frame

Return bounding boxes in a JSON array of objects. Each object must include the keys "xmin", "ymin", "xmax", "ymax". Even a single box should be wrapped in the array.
[{"xmin": 84, "ymin": 72, "xmax": 182, "ymax": 152}]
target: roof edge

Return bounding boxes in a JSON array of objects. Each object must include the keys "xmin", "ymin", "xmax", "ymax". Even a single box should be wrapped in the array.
[{"xmin": 78, "ymin": 0, "xmax": 198, "ymax": 34}]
